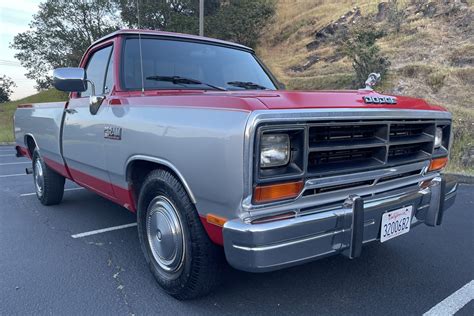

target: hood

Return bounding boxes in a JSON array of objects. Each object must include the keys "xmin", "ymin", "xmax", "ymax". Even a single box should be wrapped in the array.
[
  {"xmin": 116, "ymin": 89, "xmax": 447, "ymax": 112},
  {"xmin": 251, "ymin": 90, "xmax": 446, "ymax": 112}
]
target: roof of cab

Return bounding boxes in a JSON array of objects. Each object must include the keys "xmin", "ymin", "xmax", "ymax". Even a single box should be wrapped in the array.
[{"xmin": 90, "ymin": 29, "xmax": 254, "ymax": 52}]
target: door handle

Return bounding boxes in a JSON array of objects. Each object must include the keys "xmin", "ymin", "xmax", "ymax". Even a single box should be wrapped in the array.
[{"xmin": 65, "ymin": 108, "xmax": 77, "ymax": 114}]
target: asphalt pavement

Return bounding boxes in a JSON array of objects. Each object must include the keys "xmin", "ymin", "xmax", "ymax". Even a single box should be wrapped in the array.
[{"xmin": 0, "ymin": 145, "xmax": 473, "ymax": 315}]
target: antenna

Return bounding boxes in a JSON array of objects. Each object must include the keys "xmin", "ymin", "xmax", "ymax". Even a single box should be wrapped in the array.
[
  {"xmin": 137, "ymin": 0, "xmax": 145, "ymax": 95},
  {"xmin": 199, "ymin": 0, "xmax": 204, "ymax": 36}
]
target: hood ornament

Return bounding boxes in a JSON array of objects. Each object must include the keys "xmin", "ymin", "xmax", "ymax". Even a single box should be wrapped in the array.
[
  {"xmin": 361, "ymin": 72, "xmax": 397, "ymax": 104},
  {"xmin": 363, "ymin": 73, "xmax": 381, "ymax": 90}
]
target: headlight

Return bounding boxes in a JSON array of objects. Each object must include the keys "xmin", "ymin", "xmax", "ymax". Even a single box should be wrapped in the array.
[
  {"xmin": 434, "ymin": 127, "xmax": 443, "ymax": 148},
  {"xmin": 260, "ymin": 134, "xmax": 290, "ymax": 168}
]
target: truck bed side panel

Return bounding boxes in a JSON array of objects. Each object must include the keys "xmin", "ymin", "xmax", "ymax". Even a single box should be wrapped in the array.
[{"xmin": 14, "ymin": 102, "xmax": 67, "ymax": 171}]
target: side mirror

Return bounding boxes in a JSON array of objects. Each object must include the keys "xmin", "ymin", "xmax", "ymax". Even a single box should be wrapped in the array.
[
  {"xmin": 53, "ymin": 67, "xmax": 105, "ymax": 115},
  {"xmin": 53, "ymin": 67, "xmax": 87, "ymax": 92}
]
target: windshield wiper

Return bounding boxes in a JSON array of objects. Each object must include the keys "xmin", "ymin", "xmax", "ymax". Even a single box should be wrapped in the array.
[
  {"xmin": 227, "ymin": 81, "xmax": 268, "ymax": 90},
  {"xmin": 146, "ymin": 75, "xmax": 226, "ymax": 91}
]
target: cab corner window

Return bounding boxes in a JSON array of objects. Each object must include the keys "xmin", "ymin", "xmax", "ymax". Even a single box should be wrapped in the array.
[{"xmin": 82, "ymin": 45, "xmax": 114, "ymax": 97}]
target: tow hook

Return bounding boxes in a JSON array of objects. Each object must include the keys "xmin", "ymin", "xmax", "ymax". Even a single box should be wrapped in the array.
[{"xmin": 25, "ymin": 167, "xmax": 33, "ymax": 175}]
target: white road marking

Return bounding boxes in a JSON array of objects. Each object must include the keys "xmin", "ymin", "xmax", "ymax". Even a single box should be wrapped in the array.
[
  {"xmin": 423, "ymin": 280, "xmax": 474, "ymax": 316},
  {"xmin": 20, "ymin": 187, "xmax": 85, "ymax": 197},
  {"xmin": 0, "ymin": 162, "xmax": 30, "ymax": 166},
  {"xmin": 0, "ymin": 173, "xmax": 28, "ymax": 178},
  {"xmin": 71, "ymin": 223, "xmax": 137, "ymax": 239},
  {"xmin": 0, "ymin": 154, "xmax": 15, "ymax": 157}
]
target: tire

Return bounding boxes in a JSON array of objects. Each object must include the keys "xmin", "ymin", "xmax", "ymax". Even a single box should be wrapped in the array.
[
  {"xmin": 32, "ymin": 149, "xmax": 65, "ymax": 205},
  {"xmin": 137, "ymin": 169, "xmax": 222, "ymax": 300}
]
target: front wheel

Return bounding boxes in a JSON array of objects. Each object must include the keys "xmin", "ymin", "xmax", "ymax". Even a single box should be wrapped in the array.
[
  {"xmin": 32, "ymin": 149, "xmax": 65, "ymax": 205},
  {"xmin": 137, "ymin": 169, "xmax": 222, "ymax": 300}
]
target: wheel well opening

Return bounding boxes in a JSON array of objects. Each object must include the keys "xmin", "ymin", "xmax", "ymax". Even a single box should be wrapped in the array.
[
  {"xmin": 25, "ymin": 136, "xmax": 36, "ymax": 157},
  {"xmin": 127, "ymin": 160, "xmax": 193, "ymax": 208}
]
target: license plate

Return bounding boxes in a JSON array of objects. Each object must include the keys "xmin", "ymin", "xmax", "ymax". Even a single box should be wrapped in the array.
[{"xmin": 380, "ymin": 206, "xmax": 413, "ymax": 243}]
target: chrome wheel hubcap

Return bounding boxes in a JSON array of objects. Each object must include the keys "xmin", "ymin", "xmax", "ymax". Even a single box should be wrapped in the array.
[
  {"xmin": 146, "ymin": 196, "xmax": 185, "ymax": 272},
  {"xmin": 34, "ymin": 159, "xmax": 44, "ymax": 197}
]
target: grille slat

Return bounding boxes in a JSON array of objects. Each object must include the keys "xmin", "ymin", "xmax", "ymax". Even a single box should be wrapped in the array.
[
  {"xmin": 307, "ymin": 120, "xmax": 438, "ymax": 177},
  {"xmin": 309, "ymin": 138, "xmax": 385, "ymax": 152}
]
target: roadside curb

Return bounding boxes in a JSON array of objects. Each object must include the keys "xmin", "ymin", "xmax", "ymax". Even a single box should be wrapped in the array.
[
  {"xmin": 445, "ymin": 173, "xmax": 474, "ymax": 185},
  {"xmin": 0, "ymin": 142, "xmax": 14, "ymax": 146}
]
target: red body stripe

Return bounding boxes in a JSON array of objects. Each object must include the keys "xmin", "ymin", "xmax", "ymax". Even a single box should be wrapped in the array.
[
  {"xmin": 16, "ymin": 146, "xmax": 30, "ymax": 159},
  {"xmin": 199, "ymin": 217, "xmax": 224, "ymax": 246},
  {"xmin": 40, "ymin": 156, "xmax": 136, "ymax": 212},
  {"xmin": 43, "ymin": 156, "xmax": 71, "ymax": 179}
]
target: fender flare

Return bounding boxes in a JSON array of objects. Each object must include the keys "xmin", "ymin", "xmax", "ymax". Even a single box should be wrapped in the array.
[{"xmin": 125, "ymin": 155, "xmax": 197, "ymax": 204}]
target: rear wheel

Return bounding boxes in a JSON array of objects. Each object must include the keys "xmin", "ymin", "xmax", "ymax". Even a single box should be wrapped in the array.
[
  {"xmin": 32, "ymin": 149, "xmax": 65, "ymax": 205},
  {"xmin": 137, "ymin": 169, "xmax": 222, "ymax": 300}
]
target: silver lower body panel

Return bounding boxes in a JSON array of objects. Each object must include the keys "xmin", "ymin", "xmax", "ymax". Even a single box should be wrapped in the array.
[{"xmin": 223, "ymin": 176, "xmax": 457, "ymax": 272}]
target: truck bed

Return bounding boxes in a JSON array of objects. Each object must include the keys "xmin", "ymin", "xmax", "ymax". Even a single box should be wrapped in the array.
[{"xmin": 14, "ymin": 102, "xmax": 67, "ymax": 169}]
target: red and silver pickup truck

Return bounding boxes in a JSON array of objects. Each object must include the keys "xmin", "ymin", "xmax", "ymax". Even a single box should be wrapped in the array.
[{"xmin": 14, "ymin": 29, "xmax": 457, "ymax": 299}]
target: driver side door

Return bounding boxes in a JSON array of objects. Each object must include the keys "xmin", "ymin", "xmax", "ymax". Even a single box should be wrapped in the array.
[{"xmin": 62, "ymin": 44, "xmax": 115, "ymax": 199}]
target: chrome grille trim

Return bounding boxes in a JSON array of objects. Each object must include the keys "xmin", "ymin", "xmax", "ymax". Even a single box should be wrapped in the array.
[{"xmin": 303, "ymin": 161, "xmax": 428, "ymax": 192}]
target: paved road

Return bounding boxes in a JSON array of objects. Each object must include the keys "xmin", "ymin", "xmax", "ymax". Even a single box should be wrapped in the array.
[{"xmin": 1, "ymin": 145, "xmax": 473, "ymax": 315}]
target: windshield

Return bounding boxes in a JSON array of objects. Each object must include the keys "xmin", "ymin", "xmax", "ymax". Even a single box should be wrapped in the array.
[{"xmin": 122, "ymin": 37, "xmax": 277, "ymax": 91}]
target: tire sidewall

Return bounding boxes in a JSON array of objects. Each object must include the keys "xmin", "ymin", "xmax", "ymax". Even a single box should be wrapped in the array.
[
  {"xmin": 137, "ymin": 172, "xmax": 194, "ymax": 294},
  {"xmin": 32, "ymin": 149, "xmax": 46, "ymax": 203}
]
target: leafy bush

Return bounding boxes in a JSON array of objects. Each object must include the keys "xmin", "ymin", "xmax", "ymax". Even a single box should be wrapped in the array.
[
  {"xmin": 0, "ymin": 75, "xmax": 16, "ymax": 103},
  {"xmin": 338, "ymin": 22, "xmax": 391, "ymax": 88}
]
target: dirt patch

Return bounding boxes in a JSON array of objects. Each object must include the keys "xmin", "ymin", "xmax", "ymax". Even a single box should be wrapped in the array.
[{"xmin": 305, "ymin": 7, "xmax": 362, "ymax": 51}]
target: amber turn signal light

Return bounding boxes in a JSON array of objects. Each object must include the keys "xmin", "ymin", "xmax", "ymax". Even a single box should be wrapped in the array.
[
  {"xmin": 428, "ymin": 157, "xmax": 448, "ymax": 172},
  {"xmin": 206, "ymin": 214, "xmax": 227, "ymax": 227},
  {"xmin": 254, "ymin": 181, "xmax": 304, "ymax": 204}
]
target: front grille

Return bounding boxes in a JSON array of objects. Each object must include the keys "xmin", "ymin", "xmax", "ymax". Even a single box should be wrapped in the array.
[
  {"xmin": 306, "ymin": 120, "xmax": 438, "ymax": 177},
  {"xmin": 254, "ymin": 118, "xmax": 450, "ymax": 202}
]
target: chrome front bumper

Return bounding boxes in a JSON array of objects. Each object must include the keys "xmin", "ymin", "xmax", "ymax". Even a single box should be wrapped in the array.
[{"xmin": 223, "ymin": 176, "xmax": 457, "ymax": 272}]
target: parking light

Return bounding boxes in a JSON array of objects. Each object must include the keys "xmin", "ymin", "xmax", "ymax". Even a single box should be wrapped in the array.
[{"xmin": 254, "ymin": 180, "xmax": 304, "ymax": 204}]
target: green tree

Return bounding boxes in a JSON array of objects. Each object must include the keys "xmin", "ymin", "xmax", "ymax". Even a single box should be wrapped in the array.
[
  {"xmin": 207, "ymin": 0, "xmax": 275, "ymax": 48},
  {"xmin": 118, "ymin": 0, "xmax": 275, "ymax": 48},
  {"xmin": 118, "ymin": 0, "xmax": 221, "ymax": 34},
  {"xmin": 0, "ymin": 75, "xmax": 16, "ymax": 103},
  {"xmin": 11, "ymin": 0, "xmax": 121, "ymax": 90}
]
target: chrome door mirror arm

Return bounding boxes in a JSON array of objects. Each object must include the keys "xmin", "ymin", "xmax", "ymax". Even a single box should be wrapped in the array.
[{"xmin": 86, "ymin": 79, "xmax": 105, "ymax": 115}]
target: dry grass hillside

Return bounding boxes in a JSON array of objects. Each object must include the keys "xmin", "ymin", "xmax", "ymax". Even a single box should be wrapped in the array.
[
  {"xmin": 0, "ymin": 89, "xmax": 67, "ymax": 143},
  {"xmin": 257, "ymin": 0, "xmax": 474, "ymax": 174}
]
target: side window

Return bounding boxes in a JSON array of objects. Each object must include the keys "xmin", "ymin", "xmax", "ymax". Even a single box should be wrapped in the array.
[
  {"xmin": 82, "ymin": 45, "xmax": 113, "ymax": 97},
  {"xmin": 104, "ymin": 50, "xmax": 114, "ymax": 94}
]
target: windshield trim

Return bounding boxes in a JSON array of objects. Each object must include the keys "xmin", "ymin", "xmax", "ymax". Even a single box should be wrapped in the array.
[{"xmin": 119, "ymin": 35, "xmax": 280, "ymax": 92}]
